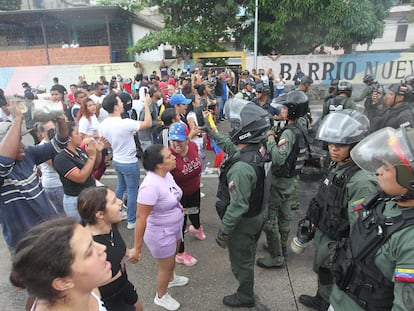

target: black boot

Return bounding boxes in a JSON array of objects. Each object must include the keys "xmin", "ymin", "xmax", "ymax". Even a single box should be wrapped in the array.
[
  {"xmin": 223, "ymin": 294, "xmax": 255, "ymax": 308},
  {"xmin": 298, "ymin": 292, "xmax": 329, "ymax": 311}
]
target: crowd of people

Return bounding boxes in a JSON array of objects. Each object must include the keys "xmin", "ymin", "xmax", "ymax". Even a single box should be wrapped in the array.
[{"xmin": 1, "ymin": 59, "xmax": 414, "ymax": 311}]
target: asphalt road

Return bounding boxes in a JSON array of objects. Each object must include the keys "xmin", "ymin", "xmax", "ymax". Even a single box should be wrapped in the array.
[{"xmin": 0, "ymin": 108, "xmax": 328, "ymax": 311}]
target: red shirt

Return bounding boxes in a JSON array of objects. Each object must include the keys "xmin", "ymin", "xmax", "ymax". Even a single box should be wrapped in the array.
[{"xmin": 170, "ymin": 141, "xmax": 202, "ymax": 195}]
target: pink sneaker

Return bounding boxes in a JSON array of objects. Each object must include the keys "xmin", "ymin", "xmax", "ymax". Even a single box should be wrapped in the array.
[
  {"xmin": 189, "ymin": 225, "xmax": 206, "ymax": 240},
  {"xmin": 175, "ymin": 252, "xmax": 198, "ymax": 266}
]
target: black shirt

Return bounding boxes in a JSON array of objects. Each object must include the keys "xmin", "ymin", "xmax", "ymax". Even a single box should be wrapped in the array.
[{"xmin": 54, "ymin": 147, "xmax": 95, "ymax": 196}]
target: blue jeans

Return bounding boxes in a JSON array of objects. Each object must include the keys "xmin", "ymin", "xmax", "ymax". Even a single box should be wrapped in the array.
[
  {"xmin": 63, "ymin": 194, "xmax": 80, "ymax": 220},
  {"xmin": 217, "ymin": 96, "xmax": 224, "ymax": 120},
  {"xmin": 112, "ymin": 160, "xmax": 140, "ymax": 223}
]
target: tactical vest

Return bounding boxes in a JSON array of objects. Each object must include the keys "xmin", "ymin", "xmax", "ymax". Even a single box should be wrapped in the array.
[
  {"xmin": 328, "ymin": 96, "xmax": 350, "ymax": 113},
  {"xmin": 241, "ymin": 90, "xmax": 254, "ymax": 101},
  {"xmin": 332, "ymin": 196, "xmax": 414, "ymax": 311},
  {"xmin": 307, "ymin": 163, "xmax": 360, "ymax": 241},
  {"xmin": 216, "ymin": 144, "xmax": 270, "ymax": 219},
  {"xmin": 272, "ymin": 123, "xmax": 309, "ymax": 178}
]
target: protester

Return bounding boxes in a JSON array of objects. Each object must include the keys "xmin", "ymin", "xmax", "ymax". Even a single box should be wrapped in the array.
[
  {"xmin": 37, "ymin": 121, "xmax": 65, "ymax": 215},
  {"xmin": 0, "ymin": 101, "xmax": 68, "ymax": 251},
  {"xmin": 10, "ymin": 217, "xmax": 111, "ymax": 310},
  {"xmin": 98, "ymin": 93, "xmax": 152, "ymax": 229},
  {"xmin": 129, "ymin": 144, "xmax": 189, "ymax": 311},
  {"xmin": 169, "ymin": 122, "xmax": 204, "ymax": 267},
  {"xmin": 54, "ymin": 122, "xmax": 105, "ymax": 218},
  {"xmin": 78, "ymin": 187, "xmax": 143, "ymax": 311}
]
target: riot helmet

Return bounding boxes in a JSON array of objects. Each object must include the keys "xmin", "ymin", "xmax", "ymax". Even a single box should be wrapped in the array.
[
  {"xmin": 269, "ymin": 94, "xmax": 286, "ymax": 116},
  {"xmin": 363, "ymin": 74, "xmax": 375, "ymax": 84},
  {"xmin": 373, "ymin": 83, "xmax": 385, "ymax": 94},
  {"xmin": 337, "ymin": 81, "xmax": 353, "ymax": 97},
  {"xmin": 257, "ymin": 83, "xmax": 270, "ymax": 94},
  {"xmin": 316, "ymin": 109, "xmax": 369, "ymax": 144},
  {"xmin": 351, "ymin": 127, "xmax": 414, "ymax": 198},
  {"xmin": 224, "ymin": 98, "xmax": 271, "ymax": 144},
  {"xmin": 389, "ymin": 82, "xmax": 412, "ymax": 98},
  {"xmin": 330, "ymin": 79, "xmax": 339, "ymax": 86},
  {"xmin": 299, "ymin": 75, "xmax": 313, "ymax": 85},
  {"xmin": 405, "ymin": 75, "xmax": 414, "ymax": 86},
  {"xmin": 283, "ymin": 91, "xmax": 309, "ymax": 120}
]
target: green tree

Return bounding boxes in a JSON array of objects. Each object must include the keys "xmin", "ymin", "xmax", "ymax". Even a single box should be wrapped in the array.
[
  {"xmin": 237, "ymin": 0, "xmax": 394, "ymax": 54},
  {"xmin": 128, "ymin": 0, "xmax": 247, "ymax": 55},
  {"xmin": 0, "ymin": 0, "xmax": 21, "ymax": 10}
]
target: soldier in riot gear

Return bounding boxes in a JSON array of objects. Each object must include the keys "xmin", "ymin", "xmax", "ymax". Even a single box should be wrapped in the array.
[
  {"xmin": 324, "ymin": 79, "xmax": 339, "ymax": 103},
  {"xmin": 369, "ymin": 82, "xmax": 414, "ymax": 132},
  {"xmin": 202, "ymin": 98, "xmax": 271, "ymax": 308},
  {"xmin": 253, "ymin": 83, "xmax": 272, "ymax": 111},
  {"xmin": 354, "ymin": 74, "xmax": 376, "ymax": 107},
  {"xmin": 321, "ymin": 81, "xmax": 356, "ymax": 119},
  {"xmin": 235, "ymin": 78, "xmax": 256, "ymax": 101},
  {"xmin": 256, "ymin": 91, "xmax": 310, "ymax": 268},
  {"xmin": 364, "ymin": 83, "xmax": 386, "ymax": 121},
  {"xmin": 297, "ymin": 110, "xmax": 376, "ymax": 311},
  {"xmin": 329, "ymin": 126, "xmax": 414, "ymax": 311}
]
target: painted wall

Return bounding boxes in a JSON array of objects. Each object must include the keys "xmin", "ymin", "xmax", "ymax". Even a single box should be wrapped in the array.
[
  {"xmin": 248, "ymin": 53, "xmax": 414, "ymax": 85},
  {"xmin": 1, "ymin": 53, "xmax": 413, "ymax": 96}
]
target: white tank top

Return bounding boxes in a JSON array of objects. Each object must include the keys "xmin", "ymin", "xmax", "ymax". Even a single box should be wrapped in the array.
[{"xmin": 30, "ymin": 292, "xmax": 107, "ymax": 311}]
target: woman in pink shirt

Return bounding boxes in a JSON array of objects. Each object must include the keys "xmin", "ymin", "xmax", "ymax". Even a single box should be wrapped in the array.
[{"xmin": 129, "ymin": 144, "xmax": 189, "ymax": 311}]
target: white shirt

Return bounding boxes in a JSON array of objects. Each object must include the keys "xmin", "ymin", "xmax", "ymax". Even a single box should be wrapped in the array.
[
  {"xmin": 98, "ymin": 116, "xmax": 140, "ymax": 163},
  {"xmin": 78, "ymin": 115, "xmax": 99, "ymax": 137},
  {"xmin": 38, "ymin": 141, "xmax": 63, "ymax": 188}
]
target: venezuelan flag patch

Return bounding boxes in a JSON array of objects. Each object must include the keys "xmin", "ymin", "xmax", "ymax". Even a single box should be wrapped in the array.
[
  {"xmin": 351, "ymin": 198, "xmax": 365, "ymax": 211},
  {"xmin": 395, "ymin": 268, "xmax": 414, "ymax": 282}
]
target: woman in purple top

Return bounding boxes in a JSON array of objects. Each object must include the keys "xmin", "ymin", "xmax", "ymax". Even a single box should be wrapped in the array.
[{"xmin": 129, "ymin": 144, "xmax": 189, "ymax": 311}]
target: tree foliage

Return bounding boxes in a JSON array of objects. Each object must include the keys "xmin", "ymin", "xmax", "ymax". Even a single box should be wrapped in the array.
[
  {"xmin": 128, "ymin": 0, "xmax": 395, "ymax": 55},
  {"xmin": 0, "ymin": 0, "xmax": 21, "ymax": 11},
  {"xmin": 237, "ymin": 0, "xmax": 394, "ymax": 54},
  {"xmin": 128, "ymin": 0, "xmax": 247, "ymax": 55}
]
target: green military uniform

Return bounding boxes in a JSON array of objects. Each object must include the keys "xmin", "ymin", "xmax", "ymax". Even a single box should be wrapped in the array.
[
  {"xmin": 322, "ymin": 96, "xmax": 356, "ymax": 119},
  {"xmin": 211, "ymin": 130, "xmax": 265, "ymax": 304},
  {"xmin": 287, "ymin": 116, "xmax": 309, "ymax": 210},
  {"xmin": 260, "ymin": 128, "xmax": 297, "ymax": 266},
  {"xmin": 312, "ymin": 162, "xmax": 376, "ymax": 302},
  {"xmin": 353, "ymin": 85, "xmax": 373, "ymax": 102},
  {"xmin": 330, "ymin": 201, "xmax": 414, "ymax": 311}
]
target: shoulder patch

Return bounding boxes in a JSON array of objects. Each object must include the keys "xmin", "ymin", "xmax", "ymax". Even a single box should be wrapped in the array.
[
  {"xmin": 228, "ymin": 180, "xmax": 236, "ymax": 191},
  {"xmin": 395, "ymin": 268, "xmax": 414, "ymax": 283},
  {"xmin": 277, "ymin": 139, "xmax": 286, "ymax": 147},
  {"xmin": 351, "ymin": 198, "xmax": 365, "ymax": 212}
]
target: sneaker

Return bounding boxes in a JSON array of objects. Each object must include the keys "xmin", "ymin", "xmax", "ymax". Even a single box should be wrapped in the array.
[
  {"xmin": 200, "ymin": 192, "xmax": 205, "ymax": 198},
  {"xmin": 127, "ymin": 222, "xmax": 135, "ymax": 229},
  {"xmin": 168, "ymin": 273, "xmax": 189, "ymax": 288},
  {"xmin": 189, "ymin": 225, "xmax": 206, "ymax": 240},
  {"xmin": 154, "ymin": 292, "xmax": 180, "ymax": 311},
  {"xmin": 175, "ymin": 252, "xmax": 198, "ymax": 267}
]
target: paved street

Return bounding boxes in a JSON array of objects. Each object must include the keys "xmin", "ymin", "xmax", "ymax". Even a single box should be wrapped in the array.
[{"xmin": 0, "ymin": 110, "xmax": 327, "ymax": 311}]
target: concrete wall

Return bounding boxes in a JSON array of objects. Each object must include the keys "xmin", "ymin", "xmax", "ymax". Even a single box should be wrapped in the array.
[{"xmin": 1, "ymin": 52, "xmax": 413, "ymax": 96}]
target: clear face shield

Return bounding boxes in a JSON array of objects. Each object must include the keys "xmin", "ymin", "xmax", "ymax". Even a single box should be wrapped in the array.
[
  {"xmin": 350, "ymin": 127, "xmax": 414, "ymax": 174},
  {"xmin": 316, "ymin": 110, "xmax": 369, "ymax": 144}
]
